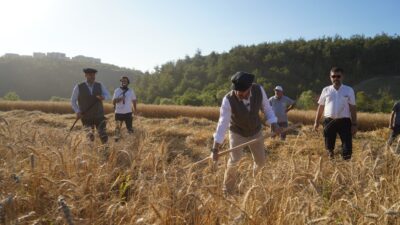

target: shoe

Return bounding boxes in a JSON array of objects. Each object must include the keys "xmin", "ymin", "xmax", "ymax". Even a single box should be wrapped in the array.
[
  {"xmin": 128, "ymin": 129, "xmax": 134, "ymax": 134},
  {"xmin": 88, "ymin": 133, "xmax": 95, "ymax": 142},
  {"xmin": 328, "ymin": 150, "xmax": 334, "ymax": 159}
]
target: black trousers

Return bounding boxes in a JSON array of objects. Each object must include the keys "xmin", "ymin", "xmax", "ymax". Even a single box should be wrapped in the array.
[
  {"xmin": 387, "ymin": 125, "xmax": 400, "ymax": 146},
  {"xmin": 115, "ymin": 113, "xmax": 133, "ymax": 131},
  {"xmin": 81, "ymin": 116, "xmax": 108, "ymax": 143},
  {"xmin": 323, "ymin": 117, "xmax": 352, "ymax": 159}
]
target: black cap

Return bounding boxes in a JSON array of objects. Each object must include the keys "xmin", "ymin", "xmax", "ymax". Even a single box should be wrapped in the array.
[
  {"xmin": 83, "ymin": 68, "xmax": 97, "ymax": 74},
  {"xmin": 231, "ymin": 71, "xmax": 255, "ymax": 91}
]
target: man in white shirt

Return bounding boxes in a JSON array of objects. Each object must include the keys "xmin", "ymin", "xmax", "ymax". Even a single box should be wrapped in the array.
[
  {"xmin": 71, "ymin": 68, "xmax": 110, "ymax": 144},
  {"xmin": 112, "ymin": 76, "xmax": 137, "ymax": 140},
  {"xmin": 211, "ymin": 71, "xmax": 280, "ymax": 195},
  {"xmin": 313, "ymin": 67, "xmax": 357, "ymax": 160}
]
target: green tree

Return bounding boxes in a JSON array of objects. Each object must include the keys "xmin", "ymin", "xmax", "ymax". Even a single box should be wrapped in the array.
[
  {"xmin": 159, "ymin": 98, "xmax": 174, "ymax": 105},
  {"xmin": 375, "ymin": 90, "xmax": 394, "ymax": 113},
  {"xmin": 356, "ymin": 91, "xmax": 374, "ymax": 112},
  {"xmin": 3, "ymin": 91, "xmax": 20, "ymax": 101},
  {"xmin": 296, "ymin": 90, "xmax": 316, "ymax": 110}
]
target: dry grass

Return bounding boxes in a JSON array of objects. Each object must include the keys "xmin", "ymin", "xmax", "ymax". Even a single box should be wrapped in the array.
[
  {"xmin": 0, "ymin": 109, "xmax": 399, "ymax": 224},
  {"xmin": 0, "ymin": 100, "xmax": 390, "ymax": 131}
]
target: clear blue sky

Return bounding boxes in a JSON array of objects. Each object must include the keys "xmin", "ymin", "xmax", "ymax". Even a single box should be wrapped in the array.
[{"xmin": 0, "ymin": 0, "xmax": 398, "ymax": 71}]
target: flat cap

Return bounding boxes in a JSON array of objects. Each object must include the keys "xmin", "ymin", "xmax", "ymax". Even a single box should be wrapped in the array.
[
  {"xmin": 231, "ymin": 71, "xmax": 255, "ymax": 91},
  {"xmin": 83, "ymin": 68, "xmax": 97, "ymax": 74}
]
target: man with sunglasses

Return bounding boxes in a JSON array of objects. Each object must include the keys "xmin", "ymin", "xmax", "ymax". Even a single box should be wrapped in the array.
[
  {"xmin": 211, "ymin": 71, "xmax": 280, "ymax": 195},
  {"xmin": 313, "ymin": 67, "xmax": 357, "ymax": 160}
]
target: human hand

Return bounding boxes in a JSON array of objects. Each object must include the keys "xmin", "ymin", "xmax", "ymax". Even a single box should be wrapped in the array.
[
  {"xmin": 96, "ymin": 95, "xmax": 105, "ymax": 101},
  {"xmin": 271, "ymin": 123, "xmax": 281, "ymax": 136},
  {"xmin": 313, "ymin": 122, "xmax": 319, "ymax": 131},
  {"xmin": 351, "ymin": 125, "xmax": 357, "ymax": 136},
  {"xmin": 210, "ymin": 142, "xmax": 221, "ymax": 161}
]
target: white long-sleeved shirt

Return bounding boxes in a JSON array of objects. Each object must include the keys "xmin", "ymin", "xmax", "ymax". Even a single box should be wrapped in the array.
[
  {"xmin": 213, "ymin": 86, "xmax": 278, "ymax": 144},
  {"xmin": 70, "ymin": 81, "xmax": 110, "ymax": 113}
]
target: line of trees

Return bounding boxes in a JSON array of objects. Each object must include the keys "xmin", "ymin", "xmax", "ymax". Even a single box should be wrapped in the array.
[{"xmin": 133, "ymin": 34, "xmax": 400, "ymax": 112}]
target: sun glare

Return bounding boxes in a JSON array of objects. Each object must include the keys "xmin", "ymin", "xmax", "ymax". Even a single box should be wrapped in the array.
[{"xmin": 0, "ymin": 0, "xmax": 53, "ymax": 29}]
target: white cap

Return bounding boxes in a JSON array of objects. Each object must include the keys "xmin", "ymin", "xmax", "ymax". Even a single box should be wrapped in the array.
[{"xmin": 274, "ymin": 85, "xmax": 283, "ymax": 92}]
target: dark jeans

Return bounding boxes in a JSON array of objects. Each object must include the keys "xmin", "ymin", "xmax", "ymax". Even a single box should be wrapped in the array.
[
  {"xmin": 387, "ymin": 125, "xmax": 400, "ymax": 146},
  {"xmin": 81, "ymin": 116, "xmax": 108, "ymax": 143},
  {"xmin": 115, "ymin": 113, "xmax": 133, "ymax": 132},
  {"xmin": 323, "ymin": 118, "xmax": 352, "ymax": 160},
  {"xmin": 271, "ymin": 121, "xmax": 289, "ymax": 140}
]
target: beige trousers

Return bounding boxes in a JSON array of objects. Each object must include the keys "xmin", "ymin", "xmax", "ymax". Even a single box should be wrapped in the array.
[{"xmin": 223, "ymin": 130, "xmax": 265, "ymax": 194}]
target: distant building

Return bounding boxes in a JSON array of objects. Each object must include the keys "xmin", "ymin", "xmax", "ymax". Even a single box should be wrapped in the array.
[
  {"xmin": 46, "ymin": 52, "xmax": 67, "ymax": 60},
  {"xmin": 3, "ymin": 53, "xmax": 20, "ymax": 58},
  {"xmin": 71, "ymin": 55, "xmax": 101, "ymax": 64},
  {"xmin": 33, "ymin": 52, "xmax": 46, "ymax": 58}
]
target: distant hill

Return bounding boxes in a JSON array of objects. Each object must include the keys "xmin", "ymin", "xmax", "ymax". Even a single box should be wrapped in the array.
[
  {"xmin": 354, "ymin": 76, "xmax": 400, "ymax": 99},
  {"xmin": 1, "ymin": 34, "xmax": 400, "ymax": 106},
  {"xmin": 0, "ymin": 56, "xmax": 144, "ymax": 100}
]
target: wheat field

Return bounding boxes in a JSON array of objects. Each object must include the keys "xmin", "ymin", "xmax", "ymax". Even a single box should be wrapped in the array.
[
  {"xmin": 0, "ymin": 101, "xmax": 390, "ymax": 131},
  {"xmin": 0, "ymin": 109, "xmax": 399, "ymax": 225}
]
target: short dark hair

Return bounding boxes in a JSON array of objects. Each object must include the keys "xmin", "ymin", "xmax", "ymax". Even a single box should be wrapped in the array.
[{"xmin": 330, "ymin": 66, "xmax": 344, "ymax": 74}]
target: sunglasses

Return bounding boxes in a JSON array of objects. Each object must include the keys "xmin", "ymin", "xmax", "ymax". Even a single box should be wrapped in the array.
[{"xmin": 331, "ymin": 75, "xmax": 341, "ymax": 78}]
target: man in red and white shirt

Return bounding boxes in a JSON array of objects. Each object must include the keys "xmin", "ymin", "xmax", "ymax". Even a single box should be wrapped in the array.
[{"xmin": 313, "ymin": 67, "xmax": 357, "ymax": 160}]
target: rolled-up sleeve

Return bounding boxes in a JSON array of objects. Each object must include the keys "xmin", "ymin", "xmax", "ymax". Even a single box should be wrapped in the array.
[
  {"xmin": 260, "ymin": 86, "xmax": 277, "ymax": 125},
  {"xmin": 213, "ymin": 96, "xmax": 231, "ymax": 144},
  {"xmin": 70, "ymin": 84, "xmax": 80, "ymax": 113}
]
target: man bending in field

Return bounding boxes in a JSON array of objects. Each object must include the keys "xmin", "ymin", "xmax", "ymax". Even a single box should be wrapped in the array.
[{"xmin": 211, "ymin": 71, "xmax": 281, "ymax": 196}]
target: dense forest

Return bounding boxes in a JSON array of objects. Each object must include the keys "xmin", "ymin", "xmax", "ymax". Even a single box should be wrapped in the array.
[
  {"xmin": 133, "ymin": 34, "xmax": 400, "ymax": 111},
  {"xmin": 1, "ymin": 34, "xmax": 399, "ymax": 112}
]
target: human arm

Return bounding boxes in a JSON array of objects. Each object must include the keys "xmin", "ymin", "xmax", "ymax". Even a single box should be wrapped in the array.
[
  {"xmin": 313, "ymin": 88, "xmax": 326, "ymax": 131},
  {"xmin": 112, "ymin": 89, "xmax": 124, "ymax": 104},
  {"xmin": 389, "ymin": 111, "xmax": 395, "ymax": 129},
  {"xmin": 260, "ymin": 86, "xmax": 280, "ymax": 133},
  {"xmin": 389, "ymin": 103, "xmax": 398, "ymax": 129},
  {"xmin": 286, "ymin": 98, "xmax": 296, "ymax": 112},
  {"xmin": 348, "ymin": 88, "xmax": 357, "ymax": 135},
  {"xmin": 70, "ymin": 84, "xmax": 81, "ymax": 118},
  {"xmin": 211, "ymin": 97, "xmax": 231, "ymax": 161},
  {"xmin": 131, "ymin": 89, "xmax": 138, "ymax": 114},
  {"xmin": 313, "ymin": 104, "xmax": 325, "ymax": 131},
  {"xmin": 349, "ymin": 104, "xmax": 357, "ymax": 135}
]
